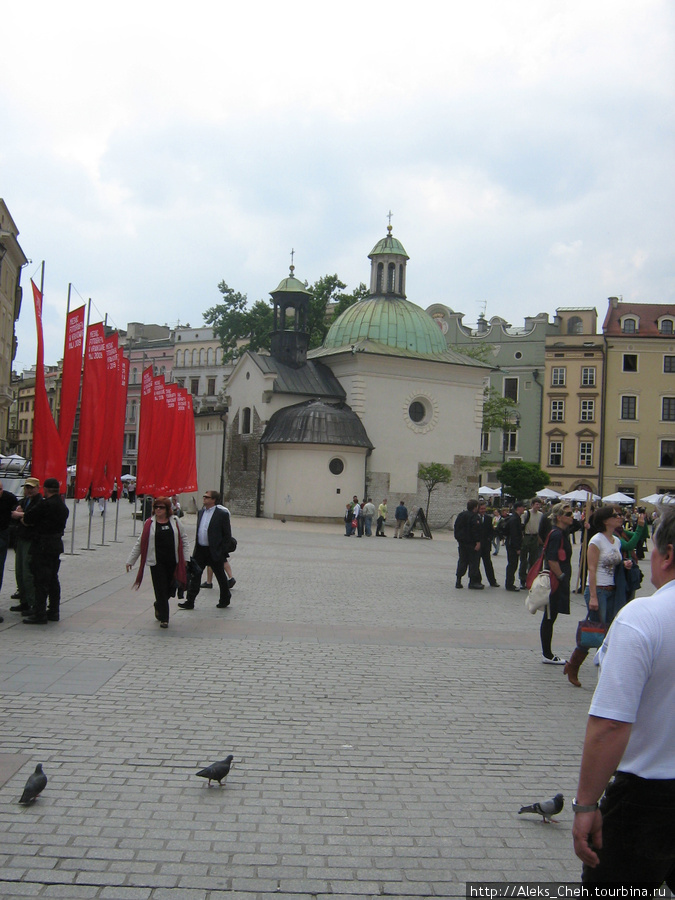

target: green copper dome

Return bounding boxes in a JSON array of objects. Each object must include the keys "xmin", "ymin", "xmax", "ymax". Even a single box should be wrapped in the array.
[
  {"xmin": 368, "ymin": 230, "xmax": 409, "ymax": 260},
  {"xmin": 271, "ymin": 273, "xmax": 311, "ymax": 296},
  {"xmin": 323, "ymin": 296, "xmax": 448, "ymax": 355}
]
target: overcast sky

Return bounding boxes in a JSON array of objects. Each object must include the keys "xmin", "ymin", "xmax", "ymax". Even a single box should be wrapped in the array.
[{"xmin": 3, "ymin": 0, "xmax": 674, "ymax": 370}]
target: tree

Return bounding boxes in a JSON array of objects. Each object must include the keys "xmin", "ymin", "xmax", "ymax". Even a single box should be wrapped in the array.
[
  {"xmin": 481, "ymin": 387, "xmax": 520, "ymax": 441},
  {"xmin": 204, "ymin": 282, "xmax": 273, "ymax": 362},
  {"xmin": 495, "ymin": 460, "xmax": 550, "ymax": 500},
  {"xmin": 453, "ymin": 342, "xmax": 495, "ymax": 364},
  {"xmin": 204, "ymin": 275, "xmax": 369, "ymax": 361},
  {"xmin": 418, "ymin": 462, "xmax": 452, "ymax": 519}
]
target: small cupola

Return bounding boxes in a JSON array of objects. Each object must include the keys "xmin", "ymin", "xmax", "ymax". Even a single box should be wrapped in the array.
[
  {"xmin": 269, "ymin": 259, "xmax": 312, "ymax": 368},
  {"xmin": 368, "ymin": 220, "xmax": 409, "ymax": 299}
]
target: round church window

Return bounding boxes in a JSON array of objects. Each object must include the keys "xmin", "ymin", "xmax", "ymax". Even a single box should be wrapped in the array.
[
  {"xmin": 329, "ymin": 457, "xmax": 345, "ymax": 476},
  {"xmin": 408, "ymin": 400, "xmax": 427, "ymax": 424}
]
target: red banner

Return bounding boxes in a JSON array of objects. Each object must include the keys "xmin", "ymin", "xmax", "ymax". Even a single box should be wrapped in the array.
[
  {"xmin": 180, "ymin": 389, "xmax": 198, "ymax": 493},
  {"xmin": 91, "ymin": 335, "xmax": 120, "ymax": 497},
  {"xmin": 135, "ymin": 366, "xmax": 156, "ymax": 495},
  {"xmin": 30, "ymin": 280, "xmax": 66, "ymax": 490},
  {"xmin": 110, "ymin": 351, "xmax": 129, "ymax": 498},
  {"xmin": 159, "ymin": 382, "xmax": 179, "ymax": 495},
  {"xmin": 58, "ymin": 305, "xmax": 85, "ymax": 456},
  {"xmin": 74, "ymin": 323, "xmax": 107, "ymax": 500}
]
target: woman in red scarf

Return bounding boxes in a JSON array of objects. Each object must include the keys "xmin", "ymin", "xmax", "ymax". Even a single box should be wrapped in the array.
[{"xmin": 126, "ymin": 496, "xmax": 189, "ymax": 629}]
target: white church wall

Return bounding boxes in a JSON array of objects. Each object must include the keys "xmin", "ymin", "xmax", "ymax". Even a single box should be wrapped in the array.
[{"xmin": 264, "ymin": 443, "xmax": 367, "ymax": 520}]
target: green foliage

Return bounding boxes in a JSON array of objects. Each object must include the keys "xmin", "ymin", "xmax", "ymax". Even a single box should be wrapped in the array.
[
  {"xmin": 204, "ymin": 275, "xmax": 370, "ymax": 361},
  {"xmin": 418, "ymin": 462, "xmax": 453, "ymax": 519},
  {"xmin": 495, "ymin": 460, "xmax": 550, "ymax": 500},
  {"xmin": 481, "ymin": 387, "xmax": 520, "ymax": 435},
  {"xmin": 455, "ymin": 342, "xmax": 495, "ymax": 364}
]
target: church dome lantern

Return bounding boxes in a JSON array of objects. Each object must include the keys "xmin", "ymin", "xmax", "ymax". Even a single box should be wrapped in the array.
[{"xmin": 368, "ymin": 222, "xmax": 409, "ymax": 298}]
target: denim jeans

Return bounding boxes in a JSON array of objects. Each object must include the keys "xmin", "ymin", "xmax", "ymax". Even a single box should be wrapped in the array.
[
  {"xmin": 582, "ymin": 772, "xmax": 675, "ymax": 887},
  {"xmin": 584, "ymin": 585, "xmax": 618, "ymax": 626}
]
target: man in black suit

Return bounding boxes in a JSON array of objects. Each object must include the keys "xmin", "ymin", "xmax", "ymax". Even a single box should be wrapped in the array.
[
  {"xmin": 454, "ymin": 499, "xmax": 483, "ymax": 589},
  {"xmin": 477, "ymin": 501, "xmax": 499, "ymax": 587},
  {"xmin": 178, "ymin": 490, "xmax": 232, "ymax": 610},
  {"xmin": 22, "ymin": 477, "xmax": 70, "ymax": 624}
]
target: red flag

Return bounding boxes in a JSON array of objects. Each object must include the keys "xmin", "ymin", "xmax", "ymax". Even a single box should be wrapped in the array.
[
  {"xmin": 58, "ymin": 305, "xmax": 85, "ymax": 456},
  {"xmin": 109, "ymin": 351, "xmax": 129, "ymax": 496},
  {"xmin": 74, "ymin": 323, "xmax": 107, "ymax": 500},
  {"xmin": 135, "ymin": 366, "xmax": 156, "ymax": 496},
  {"xmin": 91, "ymin": 335, "xmax": 120, "ymax": 497},
  {"xmin": 30, "ymin": 280, "xmax": 67, "ymax": 490},
  {"xmin": 160, "ymin": 382, "xmax": 179, "ymax": 495},
  {"xmin": 180, "ymin": 389, "xmax": 198, "ymax": 493}
]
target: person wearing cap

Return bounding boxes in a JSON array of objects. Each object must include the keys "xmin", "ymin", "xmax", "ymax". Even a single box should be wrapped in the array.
[
  {"xmin": 21, "ymin": 477, "xmax": 69, "ymax": 624},
  {"xmin": 9, "ymin": 477, "xmax": 42, "ymax": 616}
]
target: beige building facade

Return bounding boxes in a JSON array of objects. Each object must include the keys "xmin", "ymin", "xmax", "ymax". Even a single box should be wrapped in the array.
[
  {"xmin": 601, "ymin": 299, "xmax": 675, "ymax": 500},
  {"xmin": 0, "ymin": 199, "xmax": 28, "ymax": 453},
  {"xmin": 540, "ymin": 308, "xmax": 603, "ymax": 493}
]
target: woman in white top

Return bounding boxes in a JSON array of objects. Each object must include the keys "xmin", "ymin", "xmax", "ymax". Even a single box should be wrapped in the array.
[{"xmin": 564, "ymin": 505, "xmax": 632, "ymax": 687}]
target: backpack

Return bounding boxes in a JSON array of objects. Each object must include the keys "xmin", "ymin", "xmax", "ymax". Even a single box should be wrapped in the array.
[
  {"xmin": 496, "ymin": 516, "xmax": 510, "ymax": 539},
  {"xmin": 453, "ymin": 511, "xmax": 468, "ymax": 542}
]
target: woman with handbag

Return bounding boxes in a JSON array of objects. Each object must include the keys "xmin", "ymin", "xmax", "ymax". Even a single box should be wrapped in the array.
[
  {"xmin": 564, "ymin": 506, "xmax": 640, "ymax": 687},
  {"xmin": 540, "ymin": 503, "xmax": 575, "ymax": 665},
  {"xmin": 126, "ymin": 496, "xmax": 190, "ymax": 629}
]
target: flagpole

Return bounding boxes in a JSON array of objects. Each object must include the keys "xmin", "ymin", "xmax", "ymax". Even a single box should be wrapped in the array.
[{"xmin": 64, "ymin": 282, "xmax": 79, "ymax": 556}]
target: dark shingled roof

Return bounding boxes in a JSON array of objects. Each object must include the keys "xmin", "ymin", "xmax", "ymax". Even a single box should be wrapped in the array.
[
  {"xmin": 261, "ymin": 399, "xmax": 373, "ymax": 449},
  {"xmin": 250, "ymin": 353, "xmax": 346, "ymax": 399}
]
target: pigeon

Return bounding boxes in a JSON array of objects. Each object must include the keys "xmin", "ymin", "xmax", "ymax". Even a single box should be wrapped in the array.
[
  {"xmin": 196, "ymin": 755, "xmax": 234, "ymax": 786},
  {"xmin": 19, "ymin": 764, "xmax": 48, "ymax": 804},
  {"xmin": 518, "ymin": 792, "xmax": 564, "ymax": 823}
]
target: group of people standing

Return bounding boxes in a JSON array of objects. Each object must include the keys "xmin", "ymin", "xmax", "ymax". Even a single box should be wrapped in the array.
[
  {"xmin": 0, "ymin": 476, "xmax": 69, "ymax": 625},
  {"xmin": 344, "ymin": 496, "xmax": 392, "ymax": 538}
]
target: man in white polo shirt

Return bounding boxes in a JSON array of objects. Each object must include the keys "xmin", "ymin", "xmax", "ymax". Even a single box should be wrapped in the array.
[{"xmin": 572, "ymin": 502, "xmax": 675, "ymax": 886}]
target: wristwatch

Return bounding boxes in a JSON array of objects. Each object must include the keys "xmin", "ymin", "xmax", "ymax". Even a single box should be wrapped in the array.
[{"xmin": 572, "ymin": 797, "xmax": 599, "ymax": 813}]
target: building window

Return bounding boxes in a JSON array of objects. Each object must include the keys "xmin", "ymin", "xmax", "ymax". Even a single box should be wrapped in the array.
[
  {"xmin": 126, "ymin": 433, "xmax": 137, "ymax": 452},
  {"xmin": 176, "ymin": 378, "xmax": 185, "ymax": 388},
  {"xmin": 242, "ymin": 407, "xmax": 251, "ymax": 434},
  {"xmin": 581, "ymin": 367, "xmax": 596, "ymax": 387},
  {"xmin": 579, "ymin": 441, "xmax": 593, "ymax": 467},
  {"xmin": 665, "ymin": 356, "xmax": 675, "ymax": 373},
  {"xmin": 567, "ymin": 316, "xmax": 583, "ymax": 335},
  {"xmin": 131, "ymin": 368, "xmax": 138, "ymax": 385},
  {"xmin": 481, "ymin": 432, "xmax": 490, "ymax": 453},
  {"xmin": 661, "ymin": 441, "xmax": 675, "ymax": 468},
  {"xmin": 503, "ymin": 431, "xmax": 518, "ymax": 453},
  {"xmin": 663, "ymin": 398, "xmax": 675, "ymax": 421},
  {"xmin": 409, "ymin": 400, "xmax": 425, "ymax": 423},
  {"xmin": 207, "ymin": 378, "xmax": 216, "ymax": 396},
  {"xmin": 551, "ymin": 367, "xmax": 566, "ymax": 387},
  {"xmin": 329, "ymin": 457, "xmax": 344, "ymax": 476},
  {"xmin": 387, "ymin": 262, "xmax": 396, "ymax": 293},
  {"xmin": 190, "ymin": 378, "xmax": 199, "ymax": 395},
  {"xmin": 660, "ymin": 319, "xmax": 674, "ymax": 334},
  {"xmin": 551, "ymin": 400, "xmax": 565, "ymax": 422},
  {"xmin": 619, "ymin": 438, "xmax": 636, "ymax": 466},
  {"xmin": 580, "ymin": 399, "xmax": 595, "ymax": 422},
  {"xmin": 549, "ymin": 441, "xmax": 563, "ymax": 466},
  {"xmin": 621, "ymin": 396, "xmax": 637, "ymax": 420},
  {"xmin": 623, "ymin": 354, "xmax": 638, "ymax": 372},
  {"xmin": 622, "ymin": 318, "xmax": 637, "ymax": 334},
  {"xmin": 503, "ymin": 377, "xmax": 518, "ymax": 402},
  {"xmin": 376, "ymin": 263, "xmax": 383, "ymax": 293}
]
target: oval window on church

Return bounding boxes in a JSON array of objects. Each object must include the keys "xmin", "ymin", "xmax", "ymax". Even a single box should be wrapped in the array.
[
  {"xmin": 409, "ymin": 400, "xmax": 427, "ymax": 424},
  {"xmin": 329, "ymin": 457, "xmax": 345, "ymax": 476}
]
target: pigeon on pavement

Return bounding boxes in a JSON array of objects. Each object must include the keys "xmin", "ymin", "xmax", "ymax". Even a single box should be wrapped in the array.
[
  {"xmin": 518, "ymin": 792, "xmax": 564, "ymax": 823},
  {"xmin": 19, "ymin": 764, "xmax": 48, "ymax": 804},
  {"xmin": 196, "ymin": 755, "xmax": 234, "ymax": 786}
]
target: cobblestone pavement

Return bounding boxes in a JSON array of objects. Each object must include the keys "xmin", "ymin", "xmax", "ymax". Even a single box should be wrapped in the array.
[{"xmin": 0, "ymin": 503, "xmax": 655, "ymax": 899}]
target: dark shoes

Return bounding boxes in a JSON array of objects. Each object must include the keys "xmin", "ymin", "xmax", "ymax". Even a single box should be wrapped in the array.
[
  {"xmin": 468, "ymin": 583, "xmax": 484, "ymax": 590},
  {"xmin": 227, "ymin": 578, "xmax": 236, "ymax": 589},
  {"xmin": 160, "ymin": 622, "xmax": 169, "ymax": 629},
  {"xmin": 455, "ymin": 581, "xmax": 463, "ymax": 589},
  {"xmin": 216, "ymin": 600, "xmax": 230, "ymax": 608},
  {"xmin": 489, "ymin": 582, "xmax": 499, "ymax": 588},
  {"xmin": 200, "ymin": 582, "xmax": 213, "ymax": 589},
  {"xmin": 47, "ymin": 611, "xmax": 59, "ymax": 622},
  {"xmin": 178, "ymin": 601, "xmax": 195, "ymax": 610},
  {"xmin": 23, "ymin": 615, "xmax": 48, "ymax": 625},
  {"xmin": 10, "ymin": 603, "xmax": 31, "ymax": 613},
  {"xmin": 10, "ymin": 591, "xmax": 21, "ymax": 600},
  {"xmin": 505, "ymin": 585, "xmax": 520, "ymax": 592}
]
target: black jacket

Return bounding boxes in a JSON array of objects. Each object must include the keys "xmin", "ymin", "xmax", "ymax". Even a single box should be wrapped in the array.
[
  {"xmin": 195, "ymin": 506, "xmax": 232, "ymax": 562},
  {"xmin": 503, "ymin": 512, "xmax": 523, "ymax": 550},
  {"xmin": 454, "ymin": 509, "xmax": 481, "ymax": 545}
]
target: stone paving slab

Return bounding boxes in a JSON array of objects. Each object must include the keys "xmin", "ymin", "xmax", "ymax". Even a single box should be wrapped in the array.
[{"xmin": 0, "ymin": 504, "xmax": 655, "ymax": 898}]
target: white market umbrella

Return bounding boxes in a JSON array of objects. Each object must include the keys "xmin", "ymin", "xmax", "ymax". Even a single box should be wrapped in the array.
[
  {"xmin": 536, "ymin": 488, "xmax": 561, "ymax": 499},
  {"xmin": 559, "ymin": 489, "xmax": 601, "ymax": 503},
  {"xmin": 67, "ymin": 464, "xmax": 77, "ymax": 474},
  {"xmin": 640, "ymin": 493, "xmax": 675, "ymax": 505},
  {"xmin": 602, "ymin": 491, "xmax": 636, "ymax": 505},
  {"xmin": 120, "ymin": 474, "xmax": 136, "ymax": 482},
  {"xmin": 478, "ymin": 485, "xmax": 501, "ymax": 497}
]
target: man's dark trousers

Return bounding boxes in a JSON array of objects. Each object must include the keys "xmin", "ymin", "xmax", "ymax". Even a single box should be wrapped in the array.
[
  {"xmin": 191, "ymin": 544, "xmax": 230, "ymax": 605},
  {"xmin": 457, "ymin": 543, "xmax": 481, "ymax": 585},
  {"xmin": 505, "ymin": 543, "xmax": 520, "ymax": 589},
  {"xmin": 32, "ymin": 534, "xmax": 64, "ymax": 618}
]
